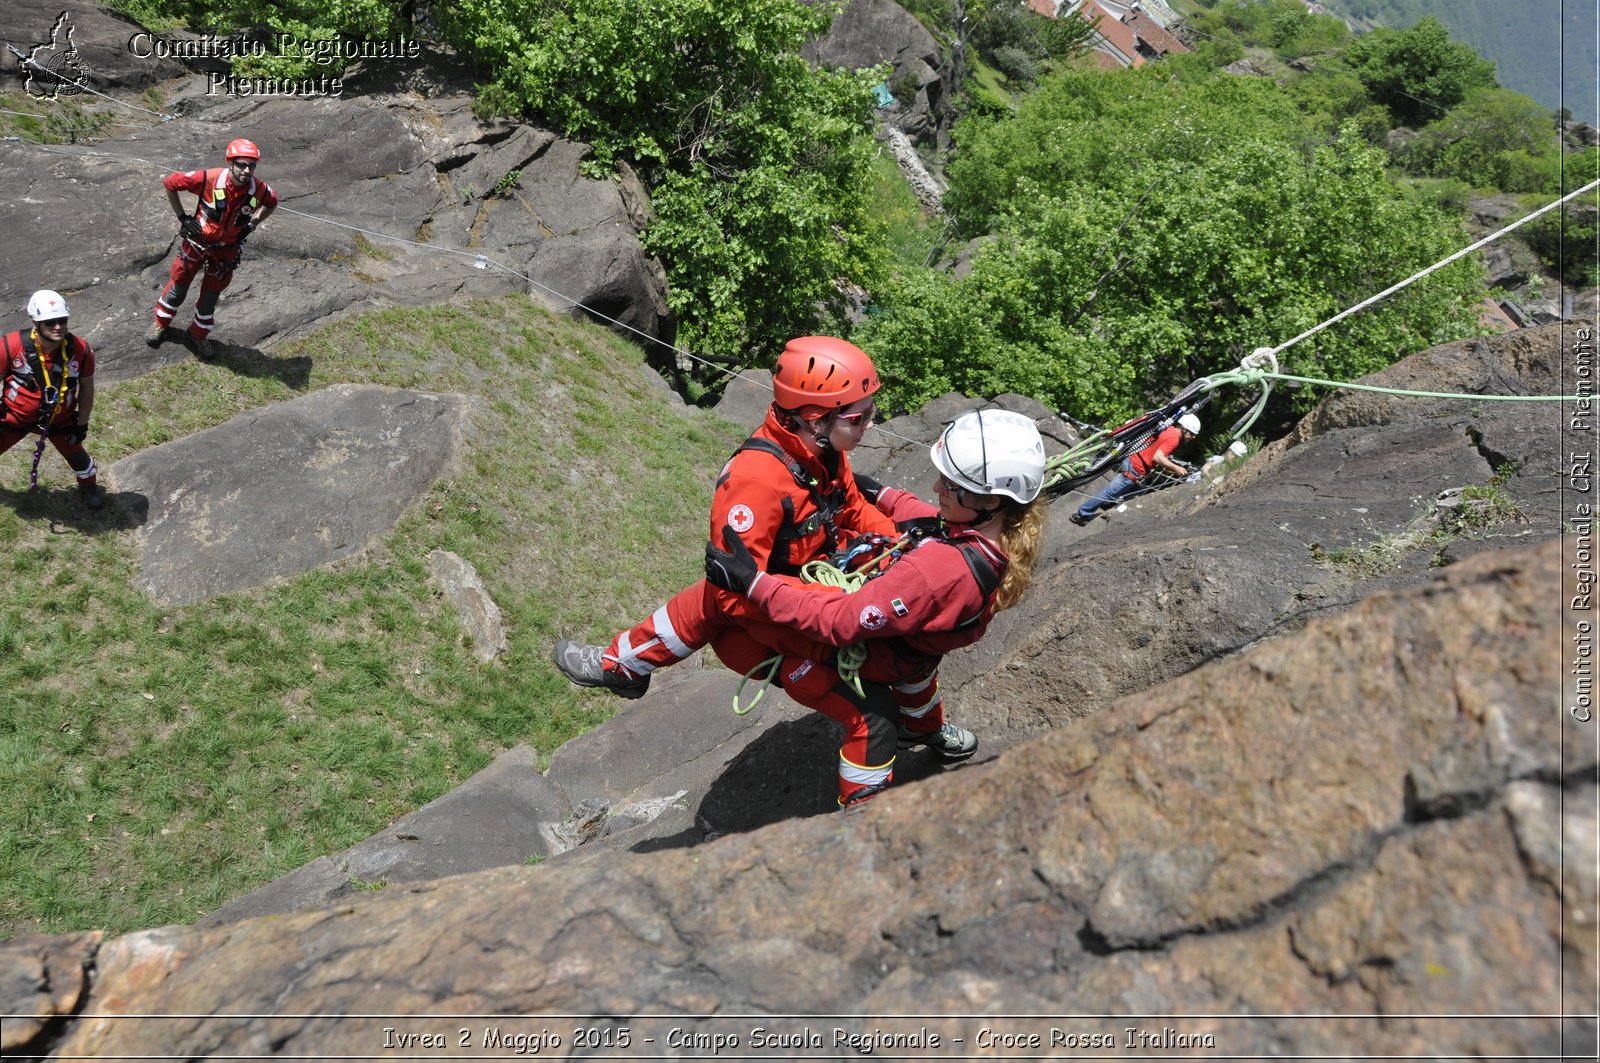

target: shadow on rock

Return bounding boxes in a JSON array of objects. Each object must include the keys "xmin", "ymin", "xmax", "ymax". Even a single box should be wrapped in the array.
[
  {"xmin": 208, "ymin": 342, "xmax": 314, "ymax": 391},
  {"xmin": 0, "ymin": 486, "xmax": 148, "ymax": 533},
  {"xmin": 631, "ymin": 712, "xmax": 973, "ymax": 853}
]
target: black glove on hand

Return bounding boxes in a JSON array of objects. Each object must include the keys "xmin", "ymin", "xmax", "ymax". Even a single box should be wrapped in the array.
[
  {"xmin": 853, "ymin": 471, "xmax": 884, "ymax": 504},
  {"xmin": 705, "ymin": 526, "xmax": 761, "ymax": 594},
  {"xmin": 894, "ymin": 515, "xmax": 944, "ymax": 537},
  {"xmin": 236, "ymin": 219, "xmax": 256, "ymax": 242},
  {"xmin": 179, "ymin": 217, "xmax": 204, "ymax": 240},
  {"xmin": 57, "ymin": 423, "xmax": 88, "ymax": 445}
]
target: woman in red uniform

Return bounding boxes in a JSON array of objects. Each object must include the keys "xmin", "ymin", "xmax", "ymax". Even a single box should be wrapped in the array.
[{"xmin": 704, "ymin": 408, "xmax": 1048, "ymax": 806}]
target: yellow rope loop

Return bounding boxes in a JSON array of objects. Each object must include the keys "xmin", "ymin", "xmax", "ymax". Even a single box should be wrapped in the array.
[
  {"xmin": 837, "ymin": 643, "xmax": 868, "ymax": 698},
  {"xmin": 733, "ymin": 654, "xmax": 783, "ymax": 716}
]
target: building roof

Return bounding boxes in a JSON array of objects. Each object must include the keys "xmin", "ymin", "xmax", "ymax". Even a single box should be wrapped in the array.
[
  {"xmin": 1076, "ymin": 0, "xmax": 1144, "ymax": 69},
  {"xmin": 1125, "ymin": 3, "xmax": 1190, "ymax": 56}
]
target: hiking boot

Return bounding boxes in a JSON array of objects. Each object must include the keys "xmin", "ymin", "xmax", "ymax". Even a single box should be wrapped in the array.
[
  {"xmin": 553, "ymin": 639, "xmax": 649, "ymax": 699},
  {"xmin": 79, "ymin": 482, "xmax": 104, "ymax": 510},
  {"xmin": 899, "ymin": 721, "xmax": 977, "ymax": 761},
  {"xmin": 144, "ymin": 321, "xmax": 166, "ymax": 349},
  {"xmin": 1069, "ymin": 512, "xmax": 1092, "ymax": 527},
  {"xmin": 192, "ymin": 335, "xmax": 214, "ymax": 360},
  {"xmin": 838, "ymin": 782, "xmax": 888, "ymax": 809}
]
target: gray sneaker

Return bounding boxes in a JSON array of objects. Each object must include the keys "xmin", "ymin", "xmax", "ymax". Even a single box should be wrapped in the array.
[
  {"xmin": 553, "ymin": 639, "xmax": 649, "ymax": 699},
  {"xmin": 898, "ymin": 721, "xmax": 977, "ymax": 761}
]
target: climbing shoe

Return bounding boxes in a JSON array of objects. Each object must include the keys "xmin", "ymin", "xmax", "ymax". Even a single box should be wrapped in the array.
[
  {"xmin": 838, "ymin": 782, "xmax": 888, "ymax": 809},
  {"xmin": 144, "ymin": 321, "xmax": 166, "ymax": 349},
  {"xmin": 79, "ymin": 482, "xmax": 105, "ymax": 510},
  {"xmin": 1069, "ymin": 513, "xmax": 1092, "ymax": 527},
  {"xmin": 899, "ymin": 721, "xmax": 977, "ymax": 761},
  {"xmin": 553, "ymin": 639, "xmax": 650, "ymax": 699}
]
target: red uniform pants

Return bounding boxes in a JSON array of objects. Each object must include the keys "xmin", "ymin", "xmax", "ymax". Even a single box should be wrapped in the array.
[
  {"xmin": 0, "ymin": 427, "xmax": 96, "ymax": 486},
  {"xmin": 154, "ymin": 239, "xmax": 242, "ymax": 341}
]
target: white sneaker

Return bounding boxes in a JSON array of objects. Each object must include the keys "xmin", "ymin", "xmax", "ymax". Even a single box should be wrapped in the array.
[{"xmin": 898, "ymin": 722, "xmax": 977, "ymax": 761}]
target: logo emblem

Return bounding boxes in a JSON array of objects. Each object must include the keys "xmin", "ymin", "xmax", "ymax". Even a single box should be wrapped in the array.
[
  {"xmin": 859, "ymin": 605, "xmax": 888, "ymax": 631},
  {"xmin": 727, "ymin": 504, "xmax": 755, "ymax": 534},
  {"xmin": 890, "ymin": 597, "xmax": 908, "ymax": 617},
  {"xmin": 17, "ymin": 13, "xmax": 88, "ymax": 99},
  {"xmin": 786, "ymin": 659, "xmax": 814, "ymax": 683}
]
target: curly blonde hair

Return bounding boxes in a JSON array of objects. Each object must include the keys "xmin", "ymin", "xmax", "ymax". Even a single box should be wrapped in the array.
[{"xmin": 993, "ymin": 499, "xmax": 1046, "ymax": 612}]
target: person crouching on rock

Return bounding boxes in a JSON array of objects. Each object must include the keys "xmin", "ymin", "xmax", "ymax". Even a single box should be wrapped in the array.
[
  {"xmin": 1, "ymin": 290, "xmax": 103, "ymax": 509},
  {"xmin": 702, "ymin": 408, "xmax": 1048, "ymax": 808},
  {"xmin": 552, "ymin": 336, "xmax": 900, "ymax": 699},
  {"xmin": 146, "ymin": 137, "xmax": 277, "ymax": 359}
]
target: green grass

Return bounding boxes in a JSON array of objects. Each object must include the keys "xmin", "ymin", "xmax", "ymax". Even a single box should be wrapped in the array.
[
  {"xmin": 868, "ymin": 153, "xmax": 944, "ymax": 271},
  {"xmin": 0, "ymin": 295, "xmax": 744, "ymax": 938}
]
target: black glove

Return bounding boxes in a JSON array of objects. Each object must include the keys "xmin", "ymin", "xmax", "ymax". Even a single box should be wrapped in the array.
[
  {"xmin": 853, "ymin": 471, "xmax": 884, "ymax": 504},
  {"xmin": 235, "ymin": 219, "xmax": 257, "ymax": 243},
  {"xmin": 705, "ymin": 525, "xmax": 761, "ymax": 594},
  {"xmin": 894, "ymin": 515, "xmax": 944, "ymax": 537},
  {"xmin": 179, "ymin": 217, "xmax": 204, "ymax": 240},
  {"xmin": 56, "ymin": 423, "xmax": 88, "ymax": 445}
]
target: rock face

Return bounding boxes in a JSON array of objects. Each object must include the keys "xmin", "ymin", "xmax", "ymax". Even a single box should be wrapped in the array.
[
  {"xmin": 6, "ymin": 537, "xmax": 1592, "ymax": 1059},
  {"xmin": 807, "ymin": 0, "xmax": 957, "ymax": 150},
  {"xmin": 109, "ymin": 385, "xmax": 464, "ymax": 605},
  {"xmin": 0, "ymin": 4, "xmax": 673, "ymax": 383}
]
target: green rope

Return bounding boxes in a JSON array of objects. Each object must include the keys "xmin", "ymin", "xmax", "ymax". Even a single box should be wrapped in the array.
[
  {"xmin": 1261, "ymin": 369, "xmax": 1584, "ymax": 401},
  {"xmin": 733, "ymin": 549, "xmax": 889, "ymax": 714}
]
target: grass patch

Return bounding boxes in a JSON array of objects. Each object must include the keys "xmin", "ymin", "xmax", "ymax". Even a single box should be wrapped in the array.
[
  {"xmin": 869, "ymin": 153, "xmax": 943, "ymax": 271},
  {"xmin": 0, "ymin": 295, "xmax": 744, "ymax": 939}
]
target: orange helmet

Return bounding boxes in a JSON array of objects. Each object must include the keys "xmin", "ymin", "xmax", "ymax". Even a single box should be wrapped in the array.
[
  {"xmin": 772, "ymin": 336, "xmax": 880, "ymax": 414},
  {"xmin": 225, "ymin": 138, "xmax": 260, "ymax": 161}
]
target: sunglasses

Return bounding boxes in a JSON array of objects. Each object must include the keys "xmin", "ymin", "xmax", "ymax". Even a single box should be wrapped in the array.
[
  {"xmin": 36, "ymin": 318, "xmax": 67, "ymax": 329},
  {"xmin": 835, "ymin": 401, "xmax": 876, "ymax": 427},
  {"xmin": 230, "ymin": 159, "xmax": 257, "ymax": 170}
]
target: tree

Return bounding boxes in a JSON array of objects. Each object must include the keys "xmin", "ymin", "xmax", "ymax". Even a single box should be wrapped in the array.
[
  {"xmin": 861, "ymin": 118, "xmax": 1487, "ymax": 423},
  {"xmin": 1394, "ymin": 87, "xmax": 1560, "ymax": 191},
  {"xmin": 1346, "ymin": 16, "xmax": 1496, "ymax": 127},
  {"xmin": 437, "ymin": 0, "xmax": 887, "ymax": 364}
]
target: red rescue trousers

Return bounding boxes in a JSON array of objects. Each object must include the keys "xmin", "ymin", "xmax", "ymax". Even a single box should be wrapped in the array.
[
  {"xmin": 0, "ymin": 427, "xmax": 96, "ymax": 486},
  {"xmin": 604, "ymin": 581, "xmax": 946, "ymax": 804}
]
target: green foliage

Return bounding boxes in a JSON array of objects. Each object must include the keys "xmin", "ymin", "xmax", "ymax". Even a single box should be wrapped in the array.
[
  {"xmin": 437, "ymin": 0, "xmax": 886, "ymax": 363},
  {"xmin": 866, "ymin": 68, "xmax": 1487, "ymax": 423},
  {"xmin": 1521, "ymin": 202, "xmax": 1600, "ymax": 288},
  {"xmin": 1345, "ymin": 16, "xmax": 1496, "ymax": 127},
  {"xmin": 1393, "ymin": 87, "xmax": 1559, "ymax": 191},
  {"xmin": 112, "ymin": 1, "xmax": 410, "ymax": 78}
]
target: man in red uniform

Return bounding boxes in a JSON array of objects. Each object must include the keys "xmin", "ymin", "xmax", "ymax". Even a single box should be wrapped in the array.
[
  {"xmin": 1070, "ymin": 412, "xmax": 1199, "ymax": 525},
  {"xmin": 553, "ymin": 336, "xmax": 898, "ymax": 697},
  {"xmin": 1, "ymin": 290, "xmax": 102, "ymax": 509},
  {"xmin": 146, "ymin": 138, "xmax": 277, "ymax": 358}
]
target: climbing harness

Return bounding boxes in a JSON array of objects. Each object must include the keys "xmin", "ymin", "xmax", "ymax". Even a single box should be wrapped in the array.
[{"xmin": 3, "ymin": 330, "xmax": 76, "ymax": 491}]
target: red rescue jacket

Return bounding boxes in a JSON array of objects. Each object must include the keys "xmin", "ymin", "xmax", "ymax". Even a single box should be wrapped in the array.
[
  {"xmin": 1, "ymin": 330, "xmax": 93, "ymax": 431},
  {"xmin": 748, "ymin": 487, "xmax": 1008, "ymax": 683},
  {"xmin": 165, "ymin": 167, "xmax": 277, "ymax": 246},
  {"xmin": 709, "ymin": 407, "xmax": 898, "ymax": 623}
]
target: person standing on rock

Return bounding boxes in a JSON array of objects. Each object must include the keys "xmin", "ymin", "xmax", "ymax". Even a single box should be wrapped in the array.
[
  {"xmin": 146, "ymin": 138, "xmax": 277, "ymax": 359},
  {"xmin": 701, "ymin": 408, "xmax": 1047, "ymax": 807},
  {"xmin": 1, "ymin": 290, "xmax": 103, "ymax": 509},
  {"xmin": 1070, "ymin": 412, "xmax": 1200, "ymax": 526},
  {"xmin": 553, "ymin": 336, "xmax": 900, "ymax": 697}
]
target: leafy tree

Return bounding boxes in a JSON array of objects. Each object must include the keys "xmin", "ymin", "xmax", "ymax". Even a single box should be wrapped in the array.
[
  {"xmin": 943, "ymin": 66, "xmax": 1311, "ymax": 236},
  {"xmin": 1345, "ymin": 16, "xmax": 1496, "ymax": 127},
  {"xmin": 862, "ymin": 115, "xmax": 1486, "ymax": 423},
  {"xmin": 1393, "ymin": 87, "xmax": 1559, "ymax": 192},
  {"xmin": 435, "ymin": 0, "xmax": 887, "ymax": 363},
  {"xmin": 106, "ymin": 0, "xmax": 409, "ymax": 77}
]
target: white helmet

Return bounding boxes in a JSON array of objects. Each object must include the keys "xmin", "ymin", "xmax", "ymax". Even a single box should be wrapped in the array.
[
  {"xmin": 1177, "ymin": 413, "xmax": 1201, "ymax": 434},
  {"xmin": 931, "ymin": 408, "xmax": 1046, "ymax": 504},
  {"xmin": 26, "ymin": 290, "xmax": 69, "ymax": 321}
]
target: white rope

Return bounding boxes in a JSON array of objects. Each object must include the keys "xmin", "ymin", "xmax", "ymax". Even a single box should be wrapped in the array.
[
  {"xmin": 1262, "ymin": 177, "xmax": 1600, "ymax": 359},
  {"xmin": 6, "ymin": 46, "xmax": 179, "ymax": 122}
]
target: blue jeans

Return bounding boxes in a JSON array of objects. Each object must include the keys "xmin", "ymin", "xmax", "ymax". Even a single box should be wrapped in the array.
[{"xmin": 1075, "ymin": 467, "xmax": 1158, "ymax": 521}]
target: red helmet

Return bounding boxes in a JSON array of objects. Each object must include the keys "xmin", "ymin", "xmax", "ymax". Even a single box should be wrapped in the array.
[
  {"xmin": 225, "ymin": 138, "xmax": 260, "ymax": 162},
  {"xmin": 772, "ymin": 336, "xmax": 880, "ymax": 414}
]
